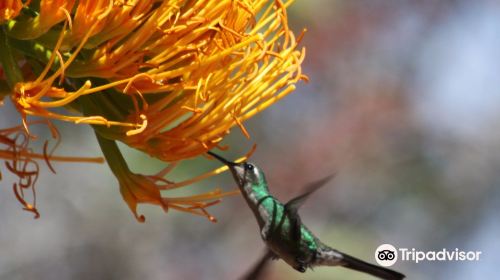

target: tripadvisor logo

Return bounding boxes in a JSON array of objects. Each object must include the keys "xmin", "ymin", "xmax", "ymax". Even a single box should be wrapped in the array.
[
  {"xmin": 375, "ymin": 244, "xmax": 482, "ymax": 267},
  {"xmin": 375, "ymin": 244, "xmax": 398, "ymax": 267}
]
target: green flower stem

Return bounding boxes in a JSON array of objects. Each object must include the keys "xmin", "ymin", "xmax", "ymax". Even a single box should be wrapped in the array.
[
  {"xmin": 78, "ymin": 93, "xmax": 129, "ymax": 141},
  {"xmin": 95, "ymin": 131, "xmax": 131, "ymax": 179},
  {"xmin": 0, "ymin": 28, "xmax": 23, "ymax": 91}
]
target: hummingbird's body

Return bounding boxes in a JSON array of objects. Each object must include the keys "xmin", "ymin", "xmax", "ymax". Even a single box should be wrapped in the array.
[
  {"xmin": 237, "ymin": 169, "xmax": 338, "ymax": 271},
  {"xmin": 208, "ymin": 151, "xmax": 405, "ymax": 280}
]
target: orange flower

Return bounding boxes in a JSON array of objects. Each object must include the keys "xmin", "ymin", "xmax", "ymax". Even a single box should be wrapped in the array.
[{"xmin": 1, "ymin": 0, "xmax": 306, "ymax": 221}]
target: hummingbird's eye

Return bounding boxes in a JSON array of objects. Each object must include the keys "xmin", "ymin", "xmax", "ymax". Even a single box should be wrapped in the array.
[{"xmin": 244, "ymin": 163, "xmax": 254, "ymax": 171}]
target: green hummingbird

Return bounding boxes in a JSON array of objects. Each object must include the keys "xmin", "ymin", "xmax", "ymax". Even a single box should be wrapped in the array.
[{"xmin": 208, "ymin": 151, "xmax": 405, "ymax": 280}]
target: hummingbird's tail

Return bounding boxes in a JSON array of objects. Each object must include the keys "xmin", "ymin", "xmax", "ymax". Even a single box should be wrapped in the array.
[{"xmin": 315, "ymin": 246, "xmax": 405, "ymax": 280}]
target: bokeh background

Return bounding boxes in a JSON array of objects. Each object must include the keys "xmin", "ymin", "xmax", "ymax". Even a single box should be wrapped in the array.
[{"xmin": 1, "ymin": 0, "xmax": 499, "ymax": 279}]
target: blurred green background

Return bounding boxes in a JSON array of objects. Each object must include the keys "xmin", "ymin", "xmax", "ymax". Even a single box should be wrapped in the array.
[{"xmin": 1, "ymin": 0, "xmax": 499, "ymax": 279}]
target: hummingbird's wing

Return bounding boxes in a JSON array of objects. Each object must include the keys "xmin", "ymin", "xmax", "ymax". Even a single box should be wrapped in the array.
[
  {"xmin": 239, "ymin": 250, "xmax": 277, "ymax": 280},
  {"xmin": 284, "ymin": 174, "xmax": 335, "ymax": 243},
  {"xmin": 284, "ymin": 174, "xmax": 335, "ymax": 214}
]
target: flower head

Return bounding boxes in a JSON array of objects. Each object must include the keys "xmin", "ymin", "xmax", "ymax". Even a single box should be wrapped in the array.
[{"xmin": 1, "ymin": 0, "xmax": 306, "ymax": 221}]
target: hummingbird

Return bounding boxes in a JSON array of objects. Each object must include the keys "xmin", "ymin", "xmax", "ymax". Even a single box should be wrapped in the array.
[{"xmin": 207, "ymin": 151, "xmax": 405, "ymax": 280}]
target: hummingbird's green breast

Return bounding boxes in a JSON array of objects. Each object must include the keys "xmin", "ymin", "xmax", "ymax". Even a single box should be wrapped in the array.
[
  {"xmin": 229, "ymin": 161, "xmax": 322, "ymax": 269},
  {"xmin": 250, "ymin": 188, "xmax": 320, "ymax": 268}
]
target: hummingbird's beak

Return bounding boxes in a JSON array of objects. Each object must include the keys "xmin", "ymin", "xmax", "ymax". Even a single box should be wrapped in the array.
[
  {"xmin": 207, "ymin": 151, "xmax": 236, "ymax": 167},
  {"xmin": 207, "ymin": 151, "xmax": 245, "ymax": 186}
]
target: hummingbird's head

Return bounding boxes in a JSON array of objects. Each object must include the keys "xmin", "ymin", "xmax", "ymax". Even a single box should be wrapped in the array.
[{"xmin": 207, "ymin": 151, "xmax": 265, "ymax": 189}]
